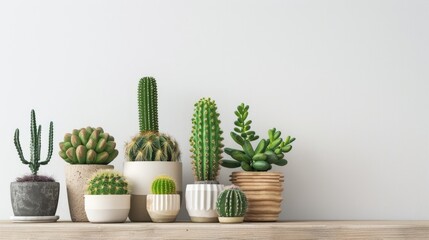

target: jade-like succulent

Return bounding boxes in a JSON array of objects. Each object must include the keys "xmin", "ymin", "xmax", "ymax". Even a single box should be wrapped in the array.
[
  {"xmin": 58, "ymin": 127, "xmax": 118, "ymax": 164},
  {"xmin": 14, "ymin": 109, "xmax": 54, "ymax": 176},
  {"xmin": 139, "ymin": 77, "xmax": 158, "ymax": 132},
  {"xmin": 125, "ymin": 132, "xmax": 180, "ymax": 161},
  {"xmin": 151, "ymin": 176, "xmax": 176, "ymax": 194},
  {"xmin": 216, "ymin": 185, "xmax": 248, "ymax": 217},
  {"xmin": 221, "ymin": 103, "xmax": 295, "ymax": 171},
  {"xmin": 190, "ymin": 98, "xmax": 224, "ymax": 183},
  {"xmin": 86, "ymin": 170, "xmax": 129, "ymax": 195}
]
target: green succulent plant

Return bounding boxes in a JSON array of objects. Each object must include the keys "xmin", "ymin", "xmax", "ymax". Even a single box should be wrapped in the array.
[
  {"xmin": 151, "ymin": 176, "xmax": 176, "ymax": 194},
  {"xmin": 221, "ymin": 103, "xmax": 295, "ymax": 171},
  {"xmin": 14, "ymin": 109, "xmax": 54, "ymax": 175},
  {"xmin": 58, "ymin": 127, "xmax": 118, "ymax": 164},
  {"xmin": 216, "ymin": 185, "xmax": 248, "ymax": 217},
  {"xmin": 86, "ymin": 170, "xmax": 129, "ymax": 195},
  {"xmin": 139, "ymin": 77, "xmax": 158, "ymax": 132},
  {"xmin": 190, "ymin": 98, "xmax": 224, "ymax": 183}
]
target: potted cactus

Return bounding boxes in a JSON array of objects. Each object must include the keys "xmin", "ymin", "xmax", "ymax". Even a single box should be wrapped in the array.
[
  {"xmin": 84, "ymin": 170, "xmax": 131, "ymax": 223},
  {"xmin": 58, "ymin": 127, "xmax": 118, "ymax": 222},
  {"xmin": 124, "ymin": 77, "xmax": 182, "ymax": 222},
  {"xmin": 146, "ymin": 176, "xmax": 180, "ymax": 223},
  {"xmin": 221, "ymin": 103, "xmax": 295, "ymax": 222},
  {"xmin": 216, "ymin": 185, "xmax": 248, "ymax": 223},
  {"xmin": 186, "ymin": 98, "xmax": 225, "ymax": 223},
  {"xmin": 10, "ymin": 110, "xmax": 59, "ymax": 222}
]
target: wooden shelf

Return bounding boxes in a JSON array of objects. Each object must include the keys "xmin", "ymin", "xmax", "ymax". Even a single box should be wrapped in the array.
[{"xmin": 1, "ymin": 221, "xmax": 429, "ymax": 239}]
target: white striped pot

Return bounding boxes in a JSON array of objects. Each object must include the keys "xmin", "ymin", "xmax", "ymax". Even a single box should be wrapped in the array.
[
  {"xmin": 185, "ymin": 184, "xmax": 224, "ymax": 223},
  {"xmin": 146, "ymin": 194, "xmax": 180, "ymax": 223}
]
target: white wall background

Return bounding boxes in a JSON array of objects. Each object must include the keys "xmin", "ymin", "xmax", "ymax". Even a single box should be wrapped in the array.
[{"xmin": 0, "ymin": 0, "xmax": 428, "ymax": 221}]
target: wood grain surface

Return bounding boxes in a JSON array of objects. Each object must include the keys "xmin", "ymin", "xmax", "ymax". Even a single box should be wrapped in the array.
[{"xmin": 1, "ymin": 221, "xmax": 429, "ymax": 240}]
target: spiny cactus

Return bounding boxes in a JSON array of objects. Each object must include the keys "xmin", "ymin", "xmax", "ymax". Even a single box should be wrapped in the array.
[
  {"xmin": 190, "ymin": 98, "xmax": 224, "ymax": 183},
  {"xmin": 221, "ymin": 103, "xmax": 295, "ymax": 171},
  {"xmin": 139, "ymin": 77, "xmax": 158, "ymax": 132},
  {"xmin": 125, "ymin": 131, "xmax": 180, "ymax": 161},
  {"xmin": 58, "ymin": 127, "xmax": 118, "ymax": 164},
  {"xmin": 86, "ymin": 170, "xmax": 129, "ymax": 195},
  {"xmin": 151, "ymin": 176, "xmax": 176, "ymax": 194},
  {"xmin": 216, "ymin": 185, "xmax": 248, "ymax": 217},
  {"xmin": 14, "ymin": 109, "xmax": 54, "ymax": 175}
]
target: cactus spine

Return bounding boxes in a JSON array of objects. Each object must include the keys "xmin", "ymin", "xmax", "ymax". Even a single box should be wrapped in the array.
[
  {"xmin": 216, "ymin": 185, "xmax": 248, "ymax": 217},
  {"xmin": 139, "ymin": 77, "xmax": 158, "ymax": 132},
  {"xmin": 58, "ymin": 127, "xmax": 118, "ymax": 164},
  {"xmin": 125, "ymin": 132, "xmax": 181, "ymax": 161},
  {"xmin": 190, "ymin": 98, "xmax": 224, "ymax": 182},
  {"xmin": 151, "ymin": 176, "xmax": 176, "ymax": 194},
  {"xmin": 14, "ymin": 109, "xmax": 54, "ymax": 175},
  {"xmin": 86, "ymin": 170, "xmax": 129, "ymax": 195}
]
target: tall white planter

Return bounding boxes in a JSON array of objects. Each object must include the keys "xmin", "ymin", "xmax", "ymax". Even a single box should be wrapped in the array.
[
  {"xmin": 123, "ymin": 161, "xmax": 182, "ymax": 222},
  {"xmin": 147, "ymin": 194, "xmax": 180, "ymax": 222},
  {"xmin": 186, "ymin": 184, "xmax": 224, "ymax": 223},
  {"xmin": 84, "ymin": 195, "xmax": 130, "ymax": 223}
]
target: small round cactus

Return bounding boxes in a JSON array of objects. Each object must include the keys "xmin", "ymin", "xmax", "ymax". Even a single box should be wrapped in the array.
[
  {"xmin": 125, "ymin": 131, "xmax": 180, "ymax": 162},
  {"xmin": 151, "ymin": 176, "xmax": 176, "ymax": 194},
  {"xmin": 216, "ymin": 185, "xmax": 248, "ymax": 217},
  {"xmin": 59, "ymin": 127, "xmax": 119, "ymax": 164},
  {"xmin": 86, "ymin": 170, "xmax": 129, "ymax": 195}
]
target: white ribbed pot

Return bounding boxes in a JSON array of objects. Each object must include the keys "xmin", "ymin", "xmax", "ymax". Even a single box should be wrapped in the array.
[
  {"xmin": 123, "ymin": 161, "xmax": 182, "ymax": 222},
  {"xmin": 84, "ymin": 195, "xmax": 130, "ymax": 223},
  {"xmin": 146, "ymin": 194, "xmax": 180, "ymax": 223},
  {"xmin": 186, "ymin": 184, "xmax": 224, "ymax": 223}
]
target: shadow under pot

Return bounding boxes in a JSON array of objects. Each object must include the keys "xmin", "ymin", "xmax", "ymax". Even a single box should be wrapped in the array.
[{"xmin": 10, "ymin": 181, "xmax": 60, "ymax": 216}]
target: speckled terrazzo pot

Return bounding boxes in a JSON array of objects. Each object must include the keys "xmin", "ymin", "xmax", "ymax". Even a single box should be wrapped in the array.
[
  {"xmin": 65, "ymin": 164, "xmax": 113, "ymax": 222},
  {"xmin": 10, "ymin": 182, "xmax": 60, "ymax": 216}
]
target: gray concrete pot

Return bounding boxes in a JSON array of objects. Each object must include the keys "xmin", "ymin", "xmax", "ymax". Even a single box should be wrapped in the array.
[{"xmin": 10, "ymin": 182, "xmax": 60, "ymax": 216}]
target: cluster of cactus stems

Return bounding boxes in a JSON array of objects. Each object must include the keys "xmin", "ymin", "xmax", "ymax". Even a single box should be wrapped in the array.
[
  {"xmin": 14, "ymin": 110, "xmax": 54, "ymax": 175},
  {"xmin": 151, "ymin": 176, "xmax": 176, "ymax": 194},
  {"xmin": 58, "ymin": 127, "xmax": 118, "ymax": 164},
  {"xmin": 221, "ymin": 103, "xmax": 295, "ymax": 171},
  {"xmin": 190, "ymin": 98, "xmax": 224, "ymax": 183},
  {"xmin": 216, "ymin": 185, "xmax": 248, "ymax": 217},
  {"xmin": 86, "ymin": 170, "xmax": 129, "ymax": 195},
  {"xmin": 139, "ymin": 77, "xmax": 159, "ymax": 132},
  {"xmin": 125, "ymin": 131, "xmax": 181, "ymax": 161}
]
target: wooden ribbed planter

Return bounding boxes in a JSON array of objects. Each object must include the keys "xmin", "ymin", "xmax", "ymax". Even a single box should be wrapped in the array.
[{"xmin": 230, "ymin": 172, "xmax": 284, "ymax": 222}]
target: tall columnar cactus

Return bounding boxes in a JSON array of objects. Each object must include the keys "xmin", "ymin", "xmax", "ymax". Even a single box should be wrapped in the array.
[
  {"xmin": 86, "ymin": 170, "xmax": 129, "ymax": 195},
  {"xmin": 125, "ymin": 132, "xmax": 181, "ymax": 161},
  {"xmin": 139, "ymin": 77, "xmax": 159, "ymax": 132},
  {"xmin": 151, "ymin": 176, "xmax": 176, "ymax": 194},
  {"xmin": 58, "ymin": 127, "xmax": 118, "ymax": 164},
  {"xmin": 190, "ymin": 98, "xmax": 224, "ymax": 183},
  {"xmin": 14, "ymin": 109, "xmax": 54, "ymax": 175},
  {"xmin": 216, "ymin": 185, "xmax": 248, "ymax": 217}
]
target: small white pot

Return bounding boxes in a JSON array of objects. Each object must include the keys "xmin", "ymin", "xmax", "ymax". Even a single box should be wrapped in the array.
[
  {"xmin": 123, "ymin": 161, "xmax": 182, "ymax": 222},
  {"xmin": 146, "ymin": 194, "xmax": 180, "ymax": 223},
  {"xmin": 185, "ymin": 184, "xmax": 224, "ymax": 223},
  {"xmin": 84, "ymin": 195, "xmax": 130, "ymax": 223}
]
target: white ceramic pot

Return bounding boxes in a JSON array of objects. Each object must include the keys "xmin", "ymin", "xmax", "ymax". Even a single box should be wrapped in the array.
[
  {"xmin": 123, "ymin": 161, "xmax": 182, "ymax": 222},
  {"xmin": 84, "ymin": 195, "xmax": 130, "ymax": 223},
  {"xmin": 185, "ymin": 184, "xmax": 224, "ymax": 223},
  {"xmin": 218, "ymin": 216, "xmax": 245, "ymax": 224},
  {"xmin": 146, "ymin": 194, "xmax": 180, "ymax": 223}
]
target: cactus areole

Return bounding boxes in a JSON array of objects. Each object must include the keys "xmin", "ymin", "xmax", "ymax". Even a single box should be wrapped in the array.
[
  {"xmin": 190, "ymin": 98, "xmax": 224, "ymax": 183},
  {"xmin": 14, "ymin": 109, "xmax": 54, "ymax": 176}
]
